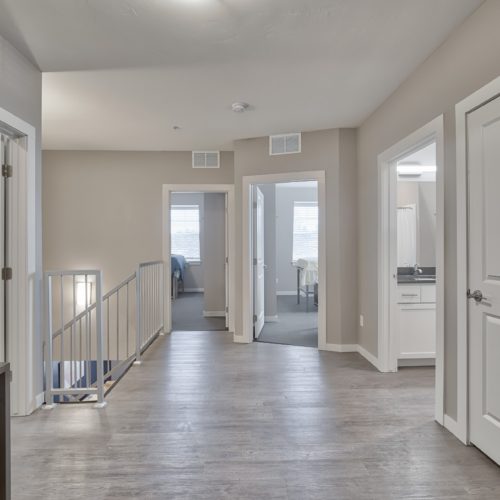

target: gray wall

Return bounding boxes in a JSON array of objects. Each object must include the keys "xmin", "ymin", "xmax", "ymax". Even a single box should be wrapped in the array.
[
  {"xmin": 42, "ymin": 151, "xmax": 234, "ymax": 295},
  {"xmin": 356, "ymin": 0, "xmax": 500, "ymax": 419},
  {"xmin": 275, "ymin": 184, "xmax": 318, "ymax": 293},
  {"xmin": 203, "ymin": 193, "xmax": 226, "ymax": 314},
  {"xmin": 0, "ymin": 34, "xmax": 43, "ymax": 397},
  {"xmin": 170, "ymin": 192, "xmax": 205, "ymax": 291},
  {"xmin": 234, "ymin": 129, "xmax": 358, "ymax": 346}
]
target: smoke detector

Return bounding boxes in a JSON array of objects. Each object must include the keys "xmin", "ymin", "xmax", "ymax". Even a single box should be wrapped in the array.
[{"xmin": 232, "ymin": 102, "xmax": 249, "ymax": 113}]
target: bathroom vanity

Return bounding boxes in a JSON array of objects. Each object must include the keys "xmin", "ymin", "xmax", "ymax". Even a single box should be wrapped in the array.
[{"xmin": 396, "ymin": 269, "xmax": 436, "ymax": 364}]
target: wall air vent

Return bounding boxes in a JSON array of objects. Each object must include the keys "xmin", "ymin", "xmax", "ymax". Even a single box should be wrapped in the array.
[
  {"xmin": 269, "ymin": 133, "xmax": 301, "ymax": 156},
  {"xmin": 192, "ymin": 151, "xmax": 220, "ymax": 168}
]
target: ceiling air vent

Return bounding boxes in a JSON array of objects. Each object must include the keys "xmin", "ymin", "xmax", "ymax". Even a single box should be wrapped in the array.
[
  {"xmin": 192, "ymin": 151, "xmax": 220, "ymax": 168},
  {"xmin": 269, "ymin": 133, "xmax": 301, "ymax": 156}
]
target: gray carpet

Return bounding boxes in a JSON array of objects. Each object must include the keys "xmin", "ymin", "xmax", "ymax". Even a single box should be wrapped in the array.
[
  {"xmin": 172, "ymin": 292, "xmax": 226, "ymax": 331},
  {"xmin": 257, "ymin": 295, "xmax": 318, "ymax": 348}
]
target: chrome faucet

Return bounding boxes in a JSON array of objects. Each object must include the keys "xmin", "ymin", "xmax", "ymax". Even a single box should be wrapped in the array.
[{"xmin": 413, "ymin": 264, "xmax": 423, "ymax": 276}]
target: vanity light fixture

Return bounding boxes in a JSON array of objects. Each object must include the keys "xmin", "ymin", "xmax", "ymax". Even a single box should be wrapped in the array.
[{"xmin": 397, "ymin": 165, "xmax": 437, "ymax": 176}]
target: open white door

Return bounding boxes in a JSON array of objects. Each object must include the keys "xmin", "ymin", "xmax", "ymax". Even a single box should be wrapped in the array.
[
  {"xmin": 253, "ymin": 187, "xmax": 265, "ymax": 338},
  {"xmin": 468, "ymin": 95, "xmax": 500, "ymax": 465}
]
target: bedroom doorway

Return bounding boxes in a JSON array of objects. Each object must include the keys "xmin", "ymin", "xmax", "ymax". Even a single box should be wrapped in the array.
[
  {"xmin": 242, "ymin": 171, "xmax": 326, "ymax": 349},
  {"xmin": 253, "ymin": 181, "xmax": 319, "ymax": 347},
  {"xmin": 162, "ymin": 185, "xmax": 235, "ymax": 334}
]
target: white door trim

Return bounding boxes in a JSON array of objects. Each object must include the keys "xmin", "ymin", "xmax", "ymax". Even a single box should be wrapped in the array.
[
  {"xmin": 377, "ymin": 115, "xmax": 445, "ymax": 426},
  {"xmin": 0, "ymin": 106, "xmax": 37, "ymax": 416},
  {"xmin": 162, "ymin": 184, "xmax": 235, "ymax": 335},
  {"xmin": 455, "ymin": 75, "xmax": 500, "ymax": 445},
  {"xmin": 241, "ymin": 171, "xmax": 326, "ymax": 349}
]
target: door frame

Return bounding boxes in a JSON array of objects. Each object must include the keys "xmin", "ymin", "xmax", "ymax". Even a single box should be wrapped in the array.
[
  {"xmin": 377, "ymin": 115, "xmax": 445, "ymax": 425},
  {"xmin": 241, "ymin": 171, "xmax": 326, "ymax": 348},
  {"xmin": 0, "ymin": 106, "xmax": 37, "ymax": 416},
  {"xmin": 456, "ymin": 75, "xmax": 500, "ymax": 445},
  {"xmin": 162, "ymin": 184, "xmax": 235, "ymax": 335}
]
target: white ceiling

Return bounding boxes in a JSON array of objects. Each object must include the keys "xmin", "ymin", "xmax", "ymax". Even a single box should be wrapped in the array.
[{"xmin": 0, "ymin": 0, "xmax": 482, "ymax": 150}]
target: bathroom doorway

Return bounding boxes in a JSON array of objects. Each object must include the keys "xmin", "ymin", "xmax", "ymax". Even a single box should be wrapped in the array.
[{"xmin": 378, "ymin": 116, "xmax": 444, "ymax": 424}]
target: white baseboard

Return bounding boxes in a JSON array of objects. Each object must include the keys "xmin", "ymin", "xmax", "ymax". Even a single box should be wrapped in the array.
[
  {"xmin": 276, "ymin": 291, "xmax": 297, "ymax": 296},
  {"xmin": 184, "ymin": 288, "xmax": 204, "ymax": 293},
  {"xmin": 33, "ymin": 392, "xmax": 45, "ymax": 412},
  {"xmin": 356, "ymin": 344, "xmax": 380, "ymax": 370},
  {"xmin": 265, "ymin": 315, "xmax": 279, "ymax": 322},
  {"xmin": 322, "ymin": 343, "xmax": 358, "ymax": 353},
  {"xmin": 203, "ymin": 311, "xmax": 226, "ymax": 318},
  {"xmin": 233, "ymin": 333, "xmax": 250, "ymax": 344}
]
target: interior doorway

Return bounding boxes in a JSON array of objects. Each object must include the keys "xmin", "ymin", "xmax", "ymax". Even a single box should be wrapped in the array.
[
  {"xmin": 252, "ymin": 181, "xmax": 319, "ymax": 348},
  {"xmin": 0, "ymin": 107, "xmax": 37, "ymax": 417},
  {"xmin": 378, "ymin": 116, "xmax": 444, "ymax": 424},
  {"xmin": 169, "ymin": 192, "xmax": 227, "ymax": 331},
  {"xmin": 162, "ymin": 184, "xmax": 235, "ymax": 335},
  {"xmin": 242, "ymin": 171, "xmax": 326, "ymax": 349}
]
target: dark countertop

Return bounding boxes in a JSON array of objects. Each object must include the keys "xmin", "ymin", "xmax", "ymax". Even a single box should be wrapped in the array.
[{"xmin": 397, "ymin": 266, "xmax": 436, "ymax": 284}]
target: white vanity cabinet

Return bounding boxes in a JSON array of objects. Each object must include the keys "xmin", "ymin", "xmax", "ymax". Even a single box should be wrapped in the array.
[{"xmin": 396, "ymin": 283, "xmax": 436, "ymax": 362}]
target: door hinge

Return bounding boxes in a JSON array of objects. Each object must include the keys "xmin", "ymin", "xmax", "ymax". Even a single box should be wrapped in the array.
[
  {"xmin": 2, "ymin": 267, "xmax": 12, "ymax": 281},
  {"xmin": 225, "ymin": 306, "xmax": 229, "ymax": 313},
  {"xmin": 253, "ymin": 258, "xmax": 257, "ymax": 265},
  {"xmin": 2, "ymin": 163, "xmax": 12, "ymax": 178},
  {"xmin": 226, "ymin": 257, "xmax": 229, "ymax": 264},
  {"xmin": 253, "ymin": 314, "xmax": 257, "ymax": 323},
  {"xmin": 253, "ymin": 201, "xmax": 257, "ymax": 209}
]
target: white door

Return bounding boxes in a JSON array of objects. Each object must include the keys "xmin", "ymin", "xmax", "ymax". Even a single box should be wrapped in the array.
[
  {"xmin": 0, "ymin": 136, "xmax": 5, "ymax": 363},
  {"xmin": 253, "ymin": 187, "xmax": 265, "ymax": 338},
  {"xmin": 468, "ymin": 95, "xmax": 500, "ymax": 465},
  {"xmin": 224, "ymin": 193, "xmax": 229, "ymax": 329}
]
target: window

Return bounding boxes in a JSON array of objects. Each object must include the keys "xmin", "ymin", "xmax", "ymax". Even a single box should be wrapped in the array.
[
  {"xmin": 293, "ymin": 201, "xmax": 318, "ymax": 261},
  {"xmin": 171, "ymin": 205, "xmax": 201, "ymax": 262}
]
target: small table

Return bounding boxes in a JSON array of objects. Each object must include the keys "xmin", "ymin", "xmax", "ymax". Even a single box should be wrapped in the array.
[
  {"xmin": 295, "ymin": 266, "xmax": 316, "ymax": 310},
  {"xmin": 0, "ymin": 362, "xmax": 10, "ymax": 500}
]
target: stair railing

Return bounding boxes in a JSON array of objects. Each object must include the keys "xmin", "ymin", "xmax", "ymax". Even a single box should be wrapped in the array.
[
  {"xmin": 135, "ymin": 261, "xmax": 164, "ymax": 364},
  {"xmin": 102, "ymin": 272, "xmax": 137, "ymax": 388},
  {"xmin": 45, "ymin": 270, "xmax": 105, "ymax": 407},
  {"xmin": 45, "ymin": 261, "xmax": 165, "ymax": 407}
]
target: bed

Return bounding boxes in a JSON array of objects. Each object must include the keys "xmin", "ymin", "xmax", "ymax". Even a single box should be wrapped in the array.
[{"xmin": 171, "ymin": 254, "xmax": 187, "ymax": 299}]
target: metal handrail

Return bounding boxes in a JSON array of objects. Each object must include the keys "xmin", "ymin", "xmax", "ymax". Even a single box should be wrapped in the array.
[
  {"xmin": 138, "ymin": 260, "xmax": 163, "ymax": 268},
  {"xmin": 52, "ymin": 302, "xmax": 97, "ymax": 339},
  {"xmin": 102, "ymin": 272, "xmax": 137, "ymax": 384},
  {"xmin": 45, "ymin": 270, "xmax": 105, "ymax": 407},
  {"xmin": 103, "ymin": 272, "xmax": 136, "ymax": 300},
  {"xmin": 45, "ymin": 262, "xmax": 165, "ymax": 407}
]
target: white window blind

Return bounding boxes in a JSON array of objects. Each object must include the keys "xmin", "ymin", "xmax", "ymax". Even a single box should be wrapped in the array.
[
  {"xmin": 171, "ymin": 205, "xmax": 201, "ymax": 261},
  {"xmin": 293, "ymin": 201, "xmax": 318, "ymax": 261}
]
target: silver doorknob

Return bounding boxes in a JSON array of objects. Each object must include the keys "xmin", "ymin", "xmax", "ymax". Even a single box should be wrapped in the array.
[{"xmin": 467, "ymin": 289, "xmax": 484, "ymax": 303}]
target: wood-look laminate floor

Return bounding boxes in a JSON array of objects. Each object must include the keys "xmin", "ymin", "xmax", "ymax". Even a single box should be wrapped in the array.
[{"xmin": 11, "ymin": 331, "xmax": 500, "ymax": 499}]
